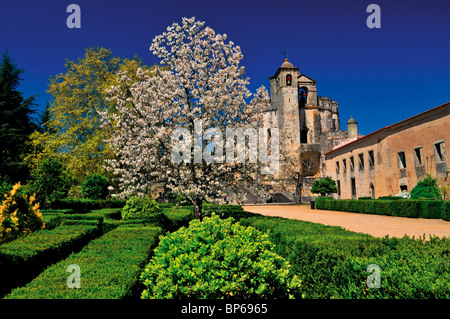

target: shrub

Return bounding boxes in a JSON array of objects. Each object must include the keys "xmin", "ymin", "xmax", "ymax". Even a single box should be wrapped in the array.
[
  {"xmin": 0, "ymin": 178, "xmax": 12, "ymax": 204},
  {"xmin": 50, "ymin": 198, "xmax": 126, "ymax": 213},
  {"xmin": 122, "ymin": 196, "xmax": 161, "ymax": 220},
  {"xmin": 27, "ymin": 158, "xmax": 72, "ymax": 208},
  {"xmin": 81, "ymin": 173, "xmax": 110, "ymax": 200},
  {"xmin": 0, "ymin": 182, "xmax": 45, "ymax": 243},
  {"xmin": 442, "ymin": 201, "xmax": 450, "ymax": 221},
  {"xmin": 311, "ymin": 176, "xmax": 338, "ymax": 196},
  {"xmin": 316, "ymin": 197, "xmax": 446, "ymax": 219},
  {"xmin": 411, "ymin": 175, "xmax": 442, "ymax": 200},
  {"xmin": 141, "ymin": 214, "xmax": 302, "ymax": 299}
]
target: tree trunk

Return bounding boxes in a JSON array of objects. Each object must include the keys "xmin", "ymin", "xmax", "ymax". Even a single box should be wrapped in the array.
[
  {"xmin": 295, "ymin": 174, "xmax": 303, "ymax": 204},
  {"xmin": 193, "ymin": 198, "xmax": 203, "ymax": 219}
]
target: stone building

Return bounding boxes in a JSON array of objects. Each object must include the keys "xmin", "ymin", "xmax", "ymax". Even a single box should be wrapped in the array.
[
  {"xmin": 256, "ymin": 59, "xmax": 359, "ymax": 203},
  {"xmin": 324, "ymin": 102, "xmax": 449, "ymax": 199}
]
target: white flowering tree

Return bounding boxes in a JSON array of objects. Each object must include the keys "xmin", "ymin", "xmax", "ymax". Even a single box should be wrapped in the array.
[{"xmin": 100, "ymin": 17, "xmax": 271, "ymax": 218}]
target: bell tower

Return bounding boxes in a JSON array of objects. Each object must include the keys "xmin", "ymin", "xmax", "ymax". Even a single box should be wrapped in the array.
[{"xmin": 268, "ymin": 59, "xmax": 302, "ymax": 154}]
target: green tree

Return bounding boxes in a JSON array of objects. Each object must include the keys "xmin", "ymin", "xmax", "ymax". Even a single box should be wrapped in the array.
[
  {"xmin": 27, "ymin": 158, "xmax": 72, "ymax": 208},
  {"xmin": 311, "ymin": 176, "xmax": 338, "ymax": 196},
  {"xmin": 411, "ymin": 175, "xmax": 442, "ymax": 200},
  {"xmin": 0, "ymin": 52, "xmax": 38, "ymax": 183},
  {"xmin": 81, "ymin": 173, "xmax": 110, "ymax": 200},
  {"xmin": 25, "ymin": 47, "xmax": 153, "ymax": 182}
]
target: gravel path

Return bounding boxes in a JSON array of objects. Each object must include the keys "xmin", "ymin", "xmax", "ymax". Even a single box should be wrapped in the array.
[{"xmin": 242, "ymin": 204, "xmax": 450, "ymax": 239}]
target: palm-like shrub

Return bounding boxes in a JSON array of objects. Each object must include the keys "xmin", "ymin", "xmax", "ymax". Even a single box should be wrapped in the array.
[{"xmin": 140, "ymin": 214, "xmax": 302, "ymax": 299}]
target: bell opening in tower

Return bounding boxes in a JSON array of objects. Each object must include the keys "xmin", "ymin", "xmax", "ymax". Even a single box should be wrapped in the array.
[
  {"xmin": 299, "ymin": 87, "xmax": 308, "ymax": 107},
  {"xmin": 286, "ymin": 74, "xmax": 292, "ymax": 86}
]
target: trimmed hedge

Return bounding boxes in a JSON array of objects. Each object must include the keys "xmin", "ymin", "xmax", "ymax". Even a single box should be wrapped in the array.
[
  {"xmin": 0, "ymin": 224, "xmax": 100, "ymax": 297},
  {"xmin": 316, "ymin": 197, "xmax": 449, "ymax": 219},
  {"xmin": 239, "ymin": 215, "xmax": 450, "ymax": 299},
  {"xmin": 5, "ymin": 225, "xmax": 162, "ymax": 299},
  {"xmin": 51, "ymin": 198, "xmax": 126, "ymax": 213}
]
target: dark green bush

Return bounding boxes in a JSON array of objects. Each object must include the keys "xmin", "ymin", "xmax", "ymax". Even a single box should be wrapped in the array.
[
  {"xmin": 27, "ymin": 158, "xmax": 73, "ymax": 208},
  {"xmin": 81, "ymin": 173, "xmax": 110, "ymax": 200},
  {"xmin": 51, "ymin": 198, "xmax": 126, "ymax": 213},
  {"xmin": 316, "ymin": 197, "xmax": 446, "ymax": 219},
  {"xmin": 410, "ymin": 175, "xmax": 442, "ymax": 200},
  {"xmin": 163, "ymin": 208, "xmax": 192, "ymax": 231},
  {"xmin": 5, "ymin": 225, "xmax": 162, "ymax": 299},
  {"xmin": 141, "ymin": 214, "xmax": 302, "ymax": 299},
  {"xmin": 442, "ymin": 201, "xmax": 450, "ymax": 221}
]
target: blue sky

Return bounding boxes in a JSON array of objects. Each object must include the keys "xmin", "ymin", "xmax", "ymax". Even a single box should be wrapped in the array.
[{"xmin": 1, "ymin": 0, "xmax": 449, "ymax": 135}]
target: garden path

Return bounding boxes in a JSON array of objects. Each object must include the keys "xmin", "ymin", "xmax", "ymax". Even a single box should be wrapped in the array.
[{"xmin": 242, "ymin": 204, "xmax": 450, "ymax": 239}]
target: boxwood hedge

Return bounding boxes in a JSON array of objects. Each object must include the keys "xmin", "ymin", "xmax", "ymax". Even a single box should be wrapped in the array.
[
  {"xmin": 5, "ymin": 225, "xmax": 162, "ymax": 299},
  {"xmin": 0, "ymin": 224, "xmax": 100, "ymax": 297},
  {"xmin": 239, "ymin": 215, "xmax": 450, "ymax": 299},
  {"xmin": 316, "ymin": 197, "xmax": 449, "ymax": 219}
]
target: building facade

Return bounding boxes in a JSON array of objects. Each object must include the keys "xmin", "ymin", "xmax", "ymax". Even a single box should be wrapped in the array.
[
  {"xmin": 324, "ymin": 102, "xmax": 449, "ymax": 199},
  {"xmin": 235, "ymin": 59, "xmax": 448, "ymax": 204}
]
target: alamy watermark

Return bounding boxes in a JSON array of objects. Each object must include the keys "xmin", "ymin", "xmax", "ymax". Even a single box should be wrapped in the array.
[
  {"xmin": 366, "ymin": 264, "xmax": 381, "ymax": 288},
  {"xmin": 66, "ymin": 264, "xmax": 81, "ymax": 289},
  {"xmin": 171, "ymin": 119, "xmax": 279, "ymax": 174}
]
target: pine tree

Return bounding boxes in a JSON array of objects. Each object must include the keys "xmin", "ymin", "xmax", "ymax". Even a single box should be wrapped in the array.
[{"xmin": 0, "ymin": 51, "xmax": 37, "ymax": 182}]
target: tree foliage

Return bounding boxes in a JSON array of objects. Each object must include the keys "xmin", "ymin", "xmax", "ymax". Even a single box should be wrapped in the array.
[
  {"xmin": 0, "ymin": 52, "xmax": 38, "ymax": 182},
  {"xmin": 25, "ymin": 47, "xmax": 152, "ymax": 183},
  {"xmin": 27, "ymin": 158, "xmax": 72, "ymax": 208},
  {"xmin": 311, "ymin": 176, "xmax": 338, "ymax": 196},
  {"xmin": 101, "ymin": 17, "xmax": 270, "ymax": 218},
  {"xmin": 410, "ymin": 175, "xmax": 442, "ymax": 200},
  {"xmin": 81, "ymin": 173, "xmax": 110, "ymax": 200}
]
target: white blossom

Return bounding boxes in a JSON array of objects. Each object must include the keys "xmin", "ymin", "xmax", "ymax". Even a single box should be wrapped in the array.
[{"xmin": 100, "ymin": 17, "xmax": 271, "ymax": 217}]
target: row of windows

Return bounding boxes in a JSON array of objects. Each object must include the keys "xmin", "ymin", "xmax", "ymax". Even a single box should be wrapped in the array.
[
  {"xmin": 397, "ymin": 140, "xmax": 446, "ymax": 169},
  {"xmin": 335, "ymin": 150, "xmax": 375, "ymax": 175},
  {"xmin": 336, "ymin": 178, "xmax": 362, "ymax": 198},
  {"xmin": 335, "ymin": 140, "xmax": 446, "ymax": 174}
]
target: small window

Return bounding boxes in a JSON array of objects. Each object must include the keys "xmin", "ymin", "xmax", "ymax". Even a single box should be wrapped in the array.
[
  {"xmin": 335, "ymin": 161, "xmax": 340, "ymax": 175},
  {"xmin": 351, "ymin": 178, "xmax": 357, "ymax": 197},
  {"xmin": 414, "ymin": 147, "xmax": 423, "ymax": 166},
  {"xmin": 286, "ymin": 74, "xmax": 292, "ymax": 86},
  {"xmin": 350, "ymin": 156, "xmax": 355, "ymax": 172},
  {"xmin": 368, "ymin": 150, "xmax": 375, "ymax": 168},
  {"xmin": 400, "ymin": 185, "xmax": 408, "ymax": 192},
  {"xmin": 358, "ymin": 153, "xmax": 364, "ymax": 170},
  {"xmin": 342, "ymin": 159, "xmax": 347, "ymax": 174},
  {"xmin": 300, "ymin": 128, "xmax": 308, "ymax": 143},
  {"xmin": 398, "ymin": 151, "xmax": 407, "ymax": 169},
  {"xmin": 434, "ymin": 141, "xmax": 445, "ymax": 162},
  {"xmin": 337, "ymin": 180, "xmax": 341, "ymax": 197}
]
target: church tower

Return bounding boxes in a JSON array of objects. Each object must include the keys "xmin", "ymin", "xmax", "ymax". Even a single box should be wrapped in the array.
[
  {"xmin": 260, "ymin": 58, "xmax": 345, "ymax": 203},
  {"xmin": 268, "ymin": 59, "xmax": 302, "ymax": 155}
]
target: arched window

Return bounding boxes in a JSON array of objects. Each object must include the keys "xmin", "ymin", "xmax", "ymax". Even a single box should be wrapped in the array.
[
  {"xmin": 286, "ymin": 74, "xmax": 292, "ymax": 86},
  {"xmin": 299, "ymin": 87, "xmax": 308, "ymax": 106},
  {"xmin": 369, "ymin": 183, "xmax": 375, "ymax": 199}
]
